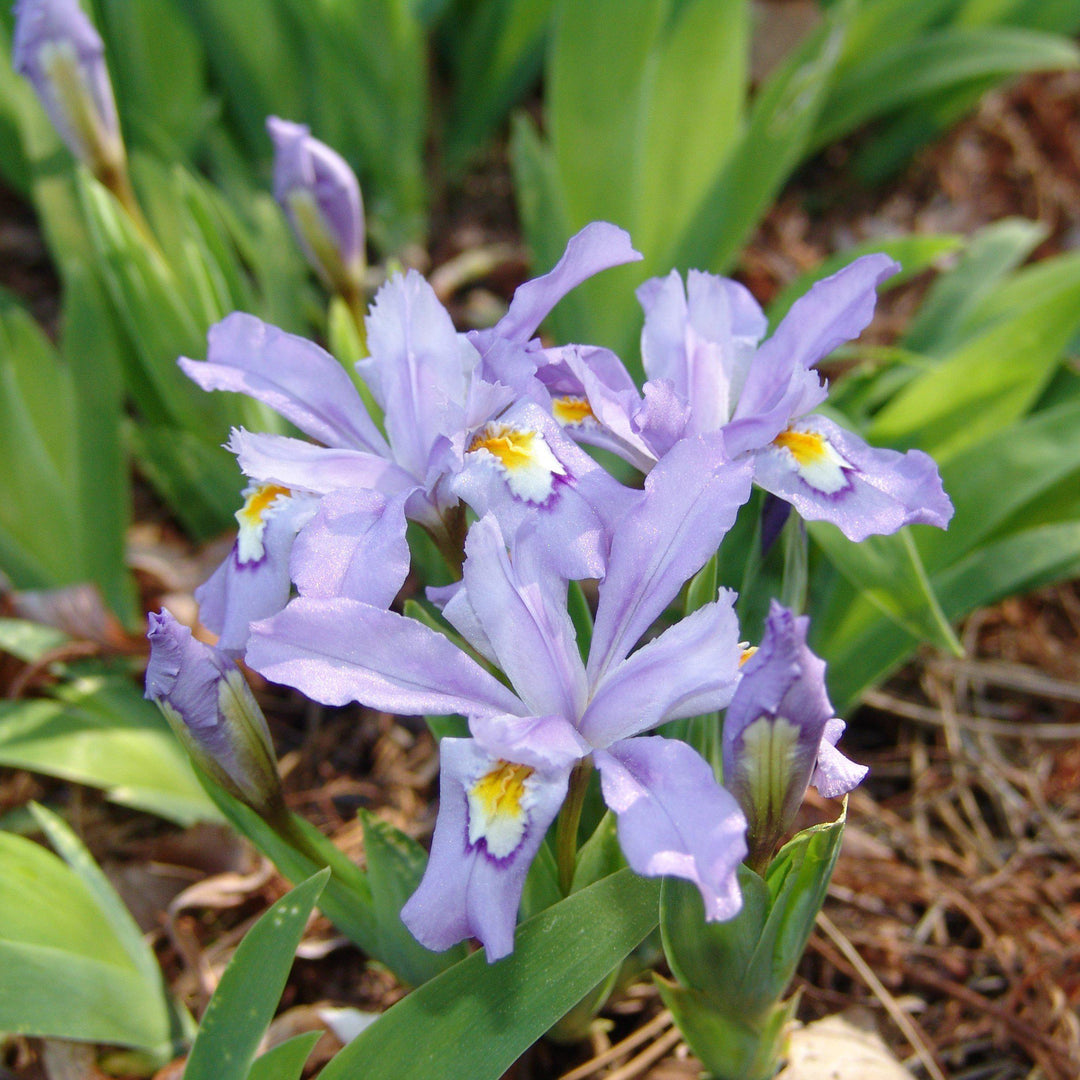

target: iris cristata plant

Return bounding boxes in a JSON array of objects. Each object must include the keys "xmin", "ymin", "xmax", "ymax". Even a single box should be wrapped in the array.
[{"xmin": 148, "ymin": 220, "xmax": 952, "ymax": 1077}]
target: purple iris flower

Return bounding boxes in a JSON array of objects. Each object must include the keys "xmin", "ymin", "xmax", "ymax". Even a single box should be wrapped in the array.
[
  {"xmin": 267, "ymin": 117, "xmax": 365, "ymax": 294},
  {"xmin": 180, "ymin": 224, "xmax": 642, "ymax": 656},
  {"xmin": 537, "ymin": 255, "xmax": 954, "ymax": 542},
  {"xmin": 722, "ymin": 601, "xmax": 867, "ymax": 869},
  {"xmin": 245, "ymin": 434, "xmax": 754, "ymax": 960},
  {"xmin": 13, "ymin": 0, "xmax": 124, "ymax": 175},
  {"xmin": 145, "ymin": 610, "xmax": 283, "ymax": 819}
]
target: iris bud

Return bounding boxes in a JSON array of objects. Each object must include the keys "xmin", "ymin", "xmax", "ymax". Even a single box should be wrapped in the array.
[
  {"xmin": 723, "ymin": 602, "xmax": 866, "ymax": 870},
  {"xmin": 13, "ymin": 0, "xmax": 126, "ymax": 181},
  {"xmin": 146, "ymin": 610, "xmax": 285, "ymax": 821},
  {"xmin": 267, "ymin": 116, "xmax": 366, "ymax": 299}
]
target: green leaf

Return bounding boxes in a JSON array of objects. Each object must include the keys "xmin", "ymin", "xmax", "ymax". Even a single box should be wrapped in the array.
[
  {"xmin": 901, "ymin": 217, "xmax": 1047, "ymax": 355},
  {"xmin": 359, "ymin": 808, "xmax": 467, "ymax": 985},
  {"xmin": 808, "ymin": 523, "xmax": 962, "ymax": 655},
  {"xmin": 669, "ymin": 0, "xmax": 852, "ymax": 280},
  {"xmin": 656, "ymin": 979, "xmax": 795, "ymax": 1080},
  {"xmin": 29, "ymin": 803, "xmax": 162, "ymax": 986},
  {"xmin": 0, "ymin": 291, "xmax": 81, "ymax": 590},
  {"xmin": 816, "ymin": 520, "xmax": 1080, "ymax": 712},
  {"xmin": 60, "ymin": 263, "xmax": 136, "ymax": 621},
  {"xmin": 634, "ymin": 0, "xmax": 749, "ymax": 261},
  {"xmin": 762, "ymin": 811, "xmax": 846, "ymax": 987},
  {"xmin": 128, "ymin": 422, "xmax": 239, "ymax": 541},
  {"xmin": 0, "ymin": 675, "xmax": 220, "ymax": 826},
  {"xmin": 571, "ymin": 812, "xmax": 624, "ymax": 893},
  {"xmin": 0, "ymin": 618, "xmax": 69, "ymax": 663},
  {"xmin": 199, "ymin": 780, "xmax": 456, "ymax": 984},
  {"xmin": 567, "ymin": 579, "xmax": 594, "ymax": 663},
  {"xmin": 183, "ymin": 870, "xmax": 330, "ymax": 1080},
  {"xmin": 918, "ymin": 399, "xmax": 1080, "ymax": 573},
  {"xmin": 685, "ymin": 554, "xmax": 718, "ymax": 615},
  {"xmin": 92, "ymin": 0, "xmax": 211, "ymax": 160},
  {"xmin": 869, "ymin": 256, "xmax": 1080, "ymax": 459},
  {"xmin": 0, "ymin": 820, "xmax": 175, "ymax": 1051},
  {"xmin": 814, "ymin": 27, "xmax": 1080, "ymax": 149},
  {"xmin": 442, "ymin": 0, "xmax": 554, "ymax": 173},
  {"xmin": 246, "ymin": 1032, "xmax": 321, "ymax": 1080},
  {"xmin": 661, "ymin": 867, "xmax": 772, "ymax": 1014},
  {"xmin": 318, "ymin": 869, "xmax": 661, "ymax": 1080},
  {"xmin": 516, "ymin": 0, "xmax": 753, "ymax": 363}
]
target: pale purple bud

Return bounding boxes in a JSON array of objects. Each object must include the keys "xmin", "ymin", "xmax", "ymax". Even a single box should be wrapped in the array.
[
  {"xmin": 146, "ymin": 610, "xmax": 284, "ymax": 819},
  {"xmin": 13, "ymin": 0, "xmax": 124, "ymax": 175},
  {"xmin": 723, "ymin": 602, "xmax": 866, "ymax": 868},
  {"xmin": 267, "ymin": 116, "xmax": 365, "ymax": 293}
]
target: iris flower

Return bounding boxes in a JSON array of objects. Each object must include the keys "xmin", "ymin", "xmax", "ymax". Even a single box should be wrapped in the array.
[
  {"xmin": 180, "ymin": 224, "xmax": 641, "ymax": 652},
  {"xmin": 537, "ymin": 255, "xmax": 954, "ymax": 542},
  {"xmin": 246, "ymin": 435, "xmax": 754, "ymax": 960}
]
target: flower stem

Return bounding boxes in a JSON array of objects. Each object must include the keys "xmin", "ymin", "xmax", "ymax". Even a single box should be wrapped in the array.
[
  {"xmin": 341, "ymin": 281, "xmax": 369, "ymax": 355},
  {"xmin": 556, "ymin": 759, "xmax": 593, "ymax": 896}
]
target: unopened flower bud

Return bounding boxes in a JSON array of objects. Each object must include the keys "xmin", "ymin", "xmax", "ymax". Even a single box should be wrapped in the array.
[
  {"xmin": 723, "ymin": 602, "xmax": 867, "ymax": 869},
  {"xmin": 145, "ymin": 609, "xmax": 284, "ymax": 820},
  {"xmin": 13, "ymin": 0, "xmax": 125, "ymax": 180},
  {"xmin": 267, "ymin": 116, "xmax": 365, "ymax": 298}
]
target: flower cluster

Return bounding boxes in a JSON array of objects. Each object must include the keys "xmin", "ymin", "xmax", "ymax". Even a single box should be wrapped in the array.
[{"xmin": 147, "ymin": 200, "xmax": 952, "ymax": 959}]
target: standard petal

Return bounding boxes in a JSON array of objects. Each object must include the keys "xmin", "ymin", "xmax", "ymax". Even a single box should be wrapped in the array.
[
  {"xmin": 180, "ymin": 313, "xmax": 387, "ymax": 454},
  {"xmin": 734, "ymin": 254, "xmax": 898, "ymax": 428},
  {"xmin": 401, "ymin": 739, "xmax": 570, "ymax": 960},
  {"xmin": 638, "ymin": 270, "xmax": 764, "ymax": 435},
  {"xmin": 228, "ymin": 428, "xmax": 417, "ymax": 497},
  {"xmin": 359, "ymin": 271, "xmax": 477, "ymax": 480},
  {"xmin": 461, "ymin": 516, "xmax": 588, "ymax": 720},
  {"xmin": 246, "ymin": 597, "xmax": 526, "ymax": 718},
  {"xmin": 581, "ymin": 592, "xmax": 741, "ymax": 746},
  {"xmin": 470, "ymin": 713, "xmax": 591, "ymax": 773},
  {"xmin": 752, "ymin": 414, "xmax": 954, "ymax": 541},
  {"xmin": 595, "ymin": 738, "xmax": 746, "ymax": 921},
  {"xmin": 491, "ymin": 222, "xmax": 642, "ymax": 344},
  {"xmin": 290, "ymin": 488, "xmax": 410, "ymax": 605},
  {"xmin": 547, "ymin": 344, "xmax": 660, "ymax": 472},
  {"xmin": 587, "ymin": 434, "xmax": 753, "ymax": 687}
]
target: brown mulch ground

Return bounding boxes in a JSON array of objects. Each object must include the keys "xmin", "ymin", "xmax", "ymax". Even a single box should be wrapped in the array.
[{"xmin": 3, "ymin": 66, "xmax": 1080, "ymax": 1080}]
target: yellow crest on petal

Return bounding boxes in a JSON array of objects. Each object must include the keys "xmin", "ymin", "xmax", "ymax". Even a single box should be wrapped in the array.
[
  {"xmin": 467, "ymin": 423, "xmax": 567, "ymax": 503},
  {"xmin": 552, "ymin": 395, "xmax": 594, "ymax": 428},
  {"xmin": 467, "ymin": 760, "xmax": 536, "ymax": 859},
  {"xmin": 235, "ymin": 483, "xmax": 291, "ymax": 563},
  {"xmin": 772, "ymin": 427, "xmax": 850, "ymax": 494}
]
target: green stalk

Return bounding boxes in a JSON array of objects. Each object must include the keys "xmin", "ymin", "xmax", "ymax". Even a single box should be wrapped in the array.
[{"xmin": 555, "ymin": 759, "xmax": 593, "ymax": 895}]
